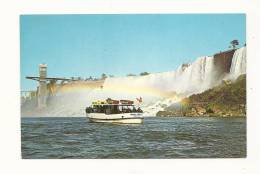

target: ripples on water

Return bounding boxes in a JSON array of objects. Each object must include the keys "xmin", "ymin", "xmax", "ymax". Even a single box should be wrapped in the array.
[{"xmin": 21, "ymin": 117, "xmax": 246, "ymax": 159}]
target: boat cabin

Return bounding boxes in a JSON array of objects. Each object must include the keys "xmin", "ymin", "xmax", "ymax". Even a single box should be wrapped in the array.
[{"xmin": 85, "ymin": 99, "xmax": 143, "ymax": 115}]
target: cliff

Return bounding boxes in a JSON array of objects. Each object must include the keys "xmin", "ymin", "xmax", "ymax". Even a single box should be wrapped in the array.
[
  {"xmin": 214, "ymin": 49, "xmax": 236, "ymax": 73},
  {"xmin": 157, "ymin": 74, "xmax": 246, "ymax": 117}
]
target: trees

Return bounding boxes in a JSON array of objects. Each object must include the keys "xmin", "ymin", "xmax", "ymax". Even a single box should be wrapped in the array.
[
  {"xmin": 230, "ymin": 40, "xmax": 239, "ymax": 49},
  {"xmin": 140, "ymin": 72, "xmax": 150, "ymax": 76},
  {"xmin": 101, "ymin": 73, "xmax": 107, "ymax": 79},
  {"xmin": 127, "ymin": 73, "xmax": 136, "ymax": 76}
]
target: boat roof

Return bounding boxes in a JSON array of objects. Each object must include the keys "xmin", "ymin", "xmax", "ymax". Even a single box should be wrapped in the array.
[
  {"xmin": 91, "ymin": 99, "xmax": 136, "ymax": 106},
  {"xmin": 92, "ymin": 104, "xmax": 136, "ymax": 106}
]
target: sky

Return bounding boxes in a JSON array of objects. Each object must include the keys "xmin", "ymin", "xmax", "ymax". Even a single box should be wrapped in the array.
[{"xmin": 20, "ymin": 14, "xmax": 246, "ymax": 91}]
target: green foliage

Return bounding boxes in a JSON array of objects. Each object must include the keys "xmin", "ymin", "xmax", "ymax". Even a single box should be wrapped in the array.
[
  {"xmin": 101, "ymin": 73, "xmax": 107, "ymax": 79},
  {"xmin": 127, "ymin": 73, "xmax": 136, "ymax": 76},
  {"xmin": 187, "ymin": 74, "xmax": 246, "ymax": 106},
  {"xmin": 205, "ymin": 106, "xmax": 214, "ymax": 113},
  {"xmin": 162, "ymin": 74, "xmax": 246, "ymax": 117},
  {"xmin": 140, "ymin": 72, "xmax": 150, "ymax": 76},
  {"xmin": 230, "ymin": 39, "xmax": 239, "ymax": 49}
]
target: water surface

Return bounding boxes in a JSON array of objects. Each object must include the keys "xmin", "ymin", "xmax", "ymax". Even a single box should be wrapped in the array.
[{"xmin": 21, "ymin": 117, "xmax": 246, "ymax": 158}]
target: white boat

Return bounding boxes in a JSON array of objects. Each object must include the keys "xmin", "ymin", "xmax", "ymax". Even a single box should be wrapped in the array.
[{"xmin": 85, "ymin": 99, "xmax": 144, "ymax": 124}]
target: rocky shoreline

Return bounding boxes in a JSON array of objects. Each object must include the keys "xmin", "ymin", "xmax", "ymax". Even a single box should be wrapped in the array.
[
  {"xmin": 156, "ymin": 74, "xmax": 246, "ymax": 118},
  {"xmin": 156, "ymin": 107, "xmax": 246, "ymax": 117}
]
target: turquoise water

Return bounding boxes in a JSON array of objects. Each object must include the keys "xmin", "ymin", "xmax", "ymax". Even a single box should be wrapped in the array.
[{"xmin": 21, "ymin": 117, "xmax": 246, "ymax": 158}]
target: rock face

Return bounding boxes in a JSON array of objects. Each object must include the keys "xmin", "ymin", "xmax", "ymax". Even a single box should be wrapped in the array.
[
  {"xmin": 214, "ymin": 49, "xmax": 236, "ymax": 73},
  {"xmin": 156, "ymin": 74, "xmax": 246, "ymax": 117}
]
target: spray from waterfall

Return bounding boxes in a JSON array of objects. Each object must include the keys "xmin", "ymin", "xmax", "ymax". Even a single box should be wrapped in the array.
[
  {"xmin": 21, "ymin": 47, "xmax": 247, "ymax": 117},
  {"xmin": 103, "ymin": 56, "xmax": 216, "ymax": 96}
]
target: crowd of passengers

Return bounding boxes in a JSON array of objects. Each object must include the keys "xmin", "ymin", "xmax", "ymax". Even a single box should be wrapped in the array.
[{"xmin": 86, "ymin": 105, "xmax": 143, "ymax": 114}]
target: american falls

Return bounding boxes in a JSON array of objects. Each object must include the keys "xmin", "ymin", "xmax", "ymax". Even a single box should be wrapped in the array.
[
  {"xmin": 229, "ymin": 47, "xmax": 246, "ymax": 80},
  {"xmin": 21, "ymin": 47, "xmax": 246, "ymax": 117}
]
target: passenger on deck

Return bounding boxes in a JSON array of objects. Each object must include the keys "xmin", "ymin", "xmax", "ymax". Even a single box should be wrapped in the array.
[
  {"xmin": 122, "ymin": 106, "xmax": 126, "ymax": 113},
  {"xmin": 126, "ymin": 107, "xmax": 131, "ymax": 113},
  {"xmin": 119, "ymin": 106, "xmax": 123, "ymax": 113},
  {"xmin": 137, "ymin": 107, "xmax": 143, "ymax": 113}
]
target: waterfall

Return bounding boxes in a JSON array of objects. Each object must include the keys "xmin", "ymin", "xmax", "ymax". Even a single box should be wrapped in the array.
[
  {"xmin": 100, "ymin": 56, "xmax": 217, "ymax": 116},
  {"xmin": 22, "ymin": 53, "xmax": 231, "ymax": 117},
  {"xmin": 103, "ymin": 56, "xmax": 216, "ymax": 97},
  {"xmin": 22, "ymin": 55, "xmax": 218, "ymax": 117},
  {"xmin": 229, "ymin": 47, "xmax": 246, "ymax": 80}
]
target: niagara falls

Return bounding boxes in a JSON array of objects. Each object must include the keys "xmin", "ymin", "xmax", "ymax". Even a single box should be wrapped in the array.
[
  {"xmin": 20, "ymin": 14, "xmax": 246, "ymax": 159},
  {"xmin": 21, "ymin": 46, "xmax": 246, "ymax": 117}
]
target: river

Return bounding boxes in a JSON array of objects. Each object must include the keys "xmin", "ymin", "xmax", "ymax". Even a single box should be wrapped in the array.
[{"xmin": 21, "ymin": 117, "xmax": 246, "ymax": 158}]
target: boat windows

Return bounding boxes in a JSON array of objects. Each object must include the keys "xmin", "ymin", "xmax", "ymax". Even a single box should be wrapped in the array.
[
  {"xmin": 106, "ymin": 105, "xmax": 120, "ymax": 114},
  {"xmin": 93, "ymin": 105, "xmax": 105, "ymax": 113},
  {"xmin": 89, "ymin": 105, "xmax": 143, "ymax": 114}
]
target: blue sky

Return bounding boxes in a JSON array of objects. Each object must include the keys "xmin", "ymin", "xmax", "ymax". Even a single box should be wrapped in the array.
[{"xmin": 20, "ymin": 14, "xmax": 246, "ymax": 90}]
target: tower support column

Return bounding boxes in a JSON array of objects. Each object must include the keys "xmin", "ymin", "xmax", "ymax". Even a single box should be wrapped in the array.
[{"xmin": 38, "ymin": 64, "xmax": 47, "ymax": 108}]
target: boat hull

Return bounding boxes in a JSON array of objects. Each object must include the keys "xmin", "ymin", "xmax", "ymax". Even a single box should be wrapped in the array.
[
  {"xmin": 88, "ymin": 117, "xmax": 143, "ymax": 124},
  {"xmin": 87, "ymin": 113, "xmax": 144, "ymax": 124}
]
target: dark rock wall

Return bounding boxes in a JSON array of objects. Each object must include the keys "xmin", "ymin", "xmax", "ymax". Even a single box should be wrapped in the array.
[{"xmin": 213, "ymin": 49, "xmax": 236, "ymax": 74}]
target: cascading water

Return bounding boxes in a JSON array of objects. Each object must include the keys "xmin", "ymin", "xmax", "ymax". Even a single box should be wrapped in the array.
[
  {"xmin": 21, "ymin": 47, "xmax": 246, "ymax": 117},
  {"xmin": 103, "ymin": 56, "xmax": 216, "ymax": 96},
  {"xmin": 229, "ymin": 47, "xmax": 246, "ymax": 80}
]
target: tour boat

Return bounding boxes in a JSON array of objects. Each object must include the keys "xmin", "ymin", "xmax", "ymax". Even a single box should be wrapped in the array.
[{"xmin": 85, "ymin": 98, "xmax": 144, "ymax": 124}]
